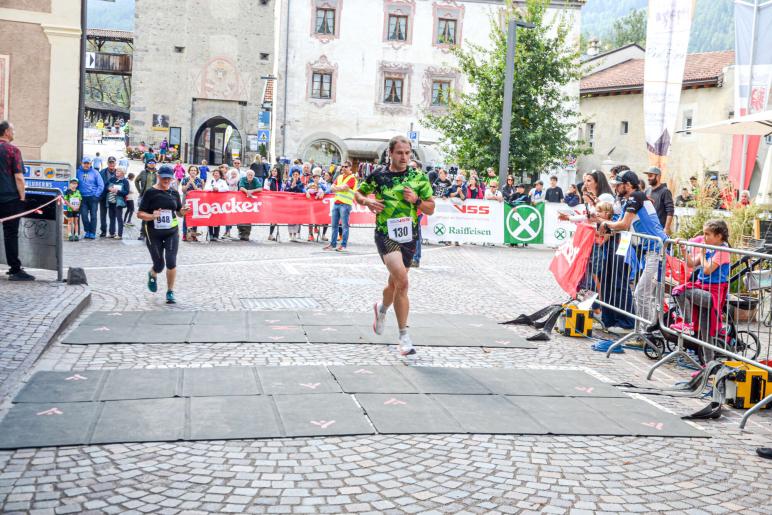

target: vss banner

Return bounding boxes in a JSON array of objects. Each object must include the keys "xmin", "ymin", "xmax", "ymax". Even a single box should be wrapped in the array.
[
  {"xmin": 504, "ymin": 202, "xmax": 545, "ymax": 245},
  {"xmin": 184, "ymin": 191, "xmax": 376, "ymax": 227},
  {"xmin": 424, "ymin": 198, "xmax": 504, "ymax": 244},
  {"xmin": 643, "ymin": 0, "xmax": 695, "ymax": 171},
  {"xmin": 548, "ymin": 223, "xmax": 596, "ymax": 298},
  {"xmin": 730, "ymin": 0, "xmax": 772, "ymax": 190}
]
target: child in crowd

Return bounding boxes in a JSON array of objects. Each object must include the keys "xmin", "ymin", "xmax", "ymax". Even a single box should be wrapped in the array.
[
  {"xmin": 671, "ymin": 219, "xmax": 731, "ymax": 363},
  {"xmin": 63, "ymin": 178, "xmax": 82, "ymax": 241}
]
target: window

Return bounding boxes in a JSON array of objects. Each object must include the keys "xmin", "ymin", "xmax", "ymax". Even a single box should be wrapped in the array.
[
  {"xmin": 387, "ymin": 14, "xmax": 408, "ymax": 41},
  {"xmin": 620, "ymin": 121, "xmax": 628, "ymax": 135},
  {"xmin": 174, "ymin": 46, "xmax": 185, "ymax": 53},
  {"xmin": 586, "ymin": 123, "xmax": 595, "ymax": 149},
  {"xmin": 384, "ymin": 78, "xmax": 403, "ymax": 104},
  {"xmin": 312, "ymin": 72, "xmax": 332, "ymax": 99},
  {"xmin": 260, "ymin": 52, "xmax": 270, "ymax": 61},
  {"xmin": 315, "ymin": 8, "xmax": 335, "ymax": 34},
  {"xmin": 431, "ymin": 80, "xmax": 450, "ymax": 106},
  {"xmin": 683, "ymin": 110, "xmax": 693, "ymax": 135},
  {"xmin": 437, "ymin": 18, "xmax": 457, "ymax": 44}
]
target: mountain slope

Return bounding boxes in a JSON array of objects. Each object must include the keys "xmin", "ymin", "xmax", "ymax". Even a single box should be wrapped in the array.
[
  {"xmin": 582, "ymin": 0, "xmax": 734, "ymax": 53},
  {"xmin": 87, "ymin": 0, "xmax": 134, "ymax": 30}
]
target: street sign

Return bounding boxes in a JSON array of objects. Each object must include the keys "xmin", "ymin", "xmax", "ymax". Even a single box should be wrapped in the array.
[
  {"xmin": 407, "ymin": 130, "xmax": 419, "ymax": 147},
  {"xmin": 86, "ymin": 52, "xmax": 96, "ymax": 69},
  {"xmin": 257, "ymin": 129, "xmax": 271, "ymax": 144}
]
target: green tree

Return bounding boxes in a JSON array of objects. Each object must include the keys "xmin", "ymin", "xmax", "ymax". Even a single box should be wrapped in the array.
[
  {"xmin": 424, "ymin": 0, "xmax": 586, "ymax": 177},
  {"xmin": 610, "ymin": 8, "xmax": 647, "ymax": 48}
]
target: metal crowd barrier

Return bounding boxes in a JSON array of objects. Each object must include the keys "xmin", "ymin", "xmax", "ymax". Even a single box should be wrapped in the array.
[
  {"xmin": 589, "ymin": 228, "xmax": 772, "ymax": 429},
  {"xmin": 652, "ymin": 238, "xmax": 772, "ymax": 429},
  {"xmin": 578, "ymin": 228, "xmax": 665, "ymax": 357}
]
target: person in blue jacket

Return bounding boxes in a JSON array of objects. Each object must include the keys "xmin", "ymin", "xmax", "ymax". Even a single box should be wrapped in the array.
[{"xmin": 76, "ymin": 156, "xmax": 104, "ymax": 240}]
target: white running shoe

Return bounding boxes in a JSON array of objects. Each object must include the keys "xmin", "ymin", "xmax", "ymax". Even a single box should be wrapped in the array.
[
  {"xmin": 398, "ymin": 333, "xmax": 416, "ymax": 356},
  {"xmin": 373, "ymin": 303, "xmax": 387, "ymax": 335}
]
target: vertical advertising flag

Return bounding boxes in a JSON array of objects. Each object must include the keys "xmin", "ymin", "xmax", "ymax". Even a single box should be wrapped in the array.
[
  {"xmin": 729, "ymin": 0, "xmax": 772, "ymax": 190},
  {"xmin": 643, "ymin": 0, "xmax": 695, "ymax": 173}
]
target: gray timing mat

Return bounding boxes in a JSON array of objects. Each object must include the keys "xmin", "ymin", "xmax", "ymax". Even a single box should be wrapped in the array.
[
  {"xmin": 0, "ymin": 366, "xmax": 705, "ymax": 449},
  {"xmin": 62, "ymin": 311, "xmax": 535, "ymax": 349}
]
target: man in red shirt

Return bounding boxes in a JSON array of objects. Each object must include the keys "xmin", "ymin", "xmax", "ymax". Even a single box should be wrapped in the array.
[{"xmin": 0, "ymin": 121, "xmax": 34, "ymax": 281}]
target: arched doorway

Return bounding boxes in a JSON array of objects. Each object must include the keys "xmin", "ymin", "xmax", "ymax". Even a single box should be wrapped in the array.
[
  {"xmin": 303, "ymin": 139, "xmax": 342, "ymax": 166},
  {"xmin": 193, "ymin": 117, "xmax": 242, "ymax": 165}
]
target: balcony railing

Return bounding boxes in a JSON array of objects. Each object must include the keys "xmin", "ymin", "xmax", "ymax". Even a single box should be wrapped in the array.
[{"xmin": 85, "ymin": 52, "xmax": 132, "ymax": 75}]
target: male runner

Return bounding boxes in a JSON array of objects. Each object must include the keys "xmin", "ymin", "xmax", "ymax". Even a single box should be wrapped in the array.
[{"xmin": 354, "ymin": 135, "xmax": 435, "ymax": 355}]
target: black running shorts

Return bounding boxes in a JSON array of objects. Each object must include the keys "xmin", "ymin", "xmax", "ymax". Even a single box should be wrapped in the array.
[{"xmin": 374, "ymin": 229, "xmax": 417, "ymax": 268}]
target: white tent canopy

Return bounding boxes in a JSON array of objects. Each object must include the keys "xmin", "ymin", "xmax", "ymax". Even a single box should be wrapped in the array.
[{"xmin": 682, "ymin": 110, "xmax": 772, "ymax": 136}]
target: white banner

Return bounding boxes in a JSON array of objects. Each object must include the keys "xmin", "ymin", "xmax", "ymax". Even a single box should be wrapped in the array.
[
  {"xmin": 543, "ymin": 203, "xmax": 587, "ymax": 246},
  {"xmin": 734, "ymin": 1, "xmax": 772, "ymax": 115},
  {"xmin": 643, "ymin": 0, "xmax": 695, "ymax": 170},
  {"xmin": 425, "ymin": 198, "xmax": 504, "ymax": 244}
]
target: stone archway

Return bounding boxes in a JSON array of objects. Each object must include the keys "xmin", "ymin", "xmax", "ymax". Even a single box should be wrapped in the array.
[{"xmin": 193, "ymin": 116, "xmax": 242, "ymax": 166}]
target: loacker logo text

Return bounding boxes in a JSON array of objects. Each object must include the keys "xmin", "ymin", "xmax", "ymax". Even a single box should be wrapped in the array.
[{"xmin": 187, "ymin": 197, "xmax": 264, "ymax": 219}]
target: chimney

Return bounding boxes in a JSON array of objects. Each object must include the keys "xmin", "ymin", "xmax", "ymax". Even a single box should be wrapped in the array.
[{"xmin": 587, "ymin": 38, "xmax": 600, "ymax": 57}]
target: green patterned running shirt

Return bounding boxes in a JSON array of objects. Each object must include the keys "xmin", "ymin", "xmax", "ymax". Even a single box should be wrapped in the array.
[{"xmin": 357, "ymin": 166, "xmax": 433, "ymax": 234}]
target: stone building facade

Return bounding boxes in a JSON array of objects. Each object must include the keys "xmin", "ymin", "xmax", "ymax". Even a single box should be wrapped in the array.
[
  {"xmin": 272, "ymin": 0, "xmax": 583, "ymax": 168},
  {"xmin": 579, "ymin": 49, "xmax": 771, "ymax": 193},
  {"xmin": 0, "ymin": 0, "xmax": 82, "ymax": 164},
  {"xmin": 130, "ymin": 0, "xmax": 276, "ymax": 165}
]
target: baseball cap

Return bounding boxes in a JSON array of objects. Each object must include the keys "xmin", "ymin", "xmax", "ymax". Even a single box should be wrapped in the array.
[
  {"xmin": 69, "ymin": 178, "xmax": 79, "ymax": 183},
  {"xmin": 81, "ymin": 156, "xmax": 92, "ymax": 164},
  {"xmin": 610, "ymin": 170, "xmax": 640, "ymax": 187},
  {"xmin": 157, "ymin": 165, "xmax": 175, "ymax": 178},
  {"xmin": 107, "ymin": 156, "xmax": 117, "ymax": 163},
  {"xmin": 147, "ymin": 159, "xmax": 157, "ymax": 165},
  {"xmin": 646, "ymin": 166, "xmax": 661, "ymax": 176}
]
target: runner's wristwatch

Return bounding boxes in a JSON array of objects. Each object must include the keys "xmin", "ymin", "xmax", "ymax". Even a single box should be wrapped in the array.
[{"xmin": 414, "ymin": 198, "xmax": 422, "ymax": 207}]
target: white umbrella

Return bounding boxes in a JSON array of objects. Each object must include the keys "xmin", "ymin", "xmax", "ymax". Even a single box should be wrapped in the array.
[{"xmin": 682, "ymin": 110, "xmax": 772, "ymax": 136}]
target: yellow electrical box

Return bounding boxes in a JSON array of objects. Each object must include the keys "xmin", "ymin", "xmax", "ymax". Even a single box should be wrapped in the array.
[
  {"xmin": 724, "ymin": 361, "xmax": 770, "ymax": 409},
  {"xmin": 558, "ymin": 305, "xmax": 592, "ymax": 338}
]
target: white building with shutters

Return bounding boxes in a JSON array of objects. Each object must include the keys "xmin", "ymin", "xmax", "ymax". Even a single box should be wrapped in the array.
[{"xmin": 271, "ymin": 0, "xmax": 583, "ymax": 169}]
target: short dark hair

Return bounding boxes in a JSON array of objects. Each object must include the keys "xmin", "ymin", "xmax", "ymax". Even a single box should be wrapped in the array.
[
  {"xmin": 388, "ymin": 135, "xmax": 412, "ymax": 152},
  {"xmin": 412, "ymin": 159, "xmax": 423, "ymax": 169},
  {"xmin": 550, "ymin": 176, "xmax": 557, "ymax": 181},
  {"xmin": 0, "ymin": 120, "xmax": 10, "ymax": 136}
]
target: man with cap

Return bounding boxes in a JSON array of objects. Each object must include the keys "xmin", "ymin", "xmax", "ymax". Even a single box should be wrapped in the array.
[
  {"xmin": 134, "ymin": 159, "xmax": 158, "ymax": 240},
  {"xmin": 600, "ymin": 170, "xmax": 667, "ymax": 333},
  {"xmin": 645, "ymin": 166, "xmax": 674, "ymax": 235},
  {"xmin": 98, "ymin": 156, "xmax": 119, "ymax": 237},
  {"xmin": 76, "ymin": 156, "xmax": 104, "ymax": 240}
]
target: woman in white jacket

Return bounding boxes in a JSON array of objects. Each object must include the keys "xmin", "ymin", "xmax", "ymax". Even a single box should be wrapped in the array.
[{"xmin": 204, "ymin": 167, "xmax": 229, "ymax": 241}]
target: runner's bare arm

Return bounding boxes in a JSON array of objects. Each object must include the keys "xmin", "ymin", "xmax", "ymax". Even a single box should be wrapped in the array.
[{"xmin": 354, "ymin": 191, "xmax": 384, "ymax": 213}]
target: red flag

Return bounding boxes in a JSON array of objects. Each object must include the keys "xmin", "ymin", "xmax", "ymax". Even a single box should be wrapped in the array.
[{"xmin": 549, "ymin": 223, "xmax": 596, "ymax": 298}]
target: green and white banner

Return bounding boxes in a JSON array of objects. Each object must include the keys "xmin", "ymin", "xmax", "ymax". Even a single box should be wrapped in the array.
[{"xmin": 425, "ymin": 199, "xmax": 583, "ymax": 246}]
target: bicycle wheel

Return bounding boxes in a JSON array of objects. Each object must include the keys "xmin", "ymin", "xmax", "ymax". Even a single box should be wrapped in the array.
[
  {"xmin": 644, "ymin": 338, "xmax": 664, "ymax": 360},
  {"xmin": 735, "ymin": 330, "xmax": 761, "ymax": 360}
]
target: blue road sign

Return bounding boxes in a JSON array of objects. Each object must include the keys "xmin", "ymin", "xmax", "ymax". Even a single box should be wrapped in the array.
[
  {"xmin": 257, "ymin": 129, "xmax": 271, "ymax": 144},
  {"xmin": 408, "ymin": 131, "xmax": 419, "ymax": 145}
]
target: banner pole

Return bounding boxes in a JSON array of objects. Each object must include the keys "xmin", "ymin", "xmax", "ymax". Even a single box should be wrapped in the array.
[{"xmin": 740, "ymin": 0, "xmax": 760, "ymax": 191}]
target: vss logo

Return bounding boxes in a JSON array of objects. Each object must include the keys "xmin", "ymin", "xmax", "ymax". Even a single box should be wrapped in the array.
[{"xmin": 453, "ymin": 205, "xmax": 490, "ymax": 215}]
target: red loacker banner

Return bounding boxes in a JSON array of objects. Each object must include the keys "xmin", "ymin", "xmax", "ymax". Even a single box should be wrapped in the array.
[
  {"xmin": 549, "ymin": 223, "xmax": 596, "ymax": 298},
  {"xmin": 184, "ymin": 191, "xmax": 376, "ymax": 227}
]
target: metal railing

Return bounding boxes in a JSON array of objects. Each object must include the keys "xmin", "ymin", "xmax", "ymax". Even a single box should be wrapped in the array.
[{"xmin": 590, "ymin": 227, "xmax": 772, "ymax": 429}]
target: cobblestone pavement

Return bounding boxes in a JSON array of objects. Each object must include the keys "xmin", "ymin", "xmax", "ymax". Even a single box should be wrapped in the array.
[
  {"xmin": 0, "ymin": 271, "xmax": 89, "ymax": 397},
  {"xmin": 1, "ymin": 226, "xmax": 771, "ymax": 514}
]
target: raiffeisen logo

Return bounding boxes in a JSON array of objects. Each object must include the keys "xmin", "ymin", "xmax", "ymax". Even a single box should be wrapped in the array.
[{"xmin": 187, "ymin": 197, "xmax": 264, "ymax": 219}]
